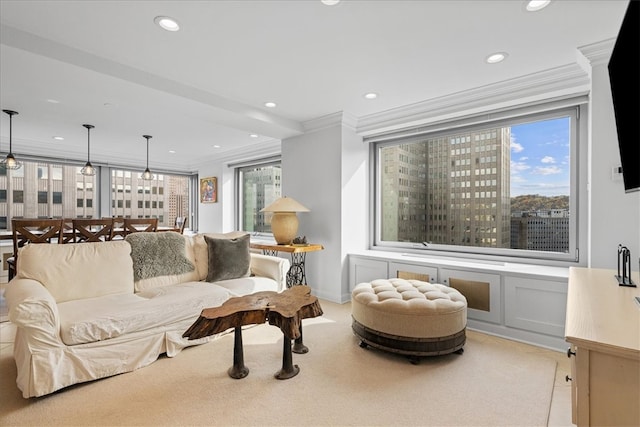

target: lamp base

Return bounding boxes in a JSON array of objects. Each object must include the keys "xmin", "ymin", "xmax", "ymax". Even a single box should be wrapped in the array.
[{"xmin": 271, "ymin": 212, "xmax": 299, "ymax": 245}]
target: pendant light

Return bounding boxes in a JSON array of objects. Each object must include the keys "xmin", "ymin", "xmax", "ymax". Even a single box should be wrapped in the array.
[
  {"xmin": 1, "ymin": 109, "xmax": 22, "ymax": 170},
  {"xmin": 141, "ymin": 135, "xmax": 154, "ymax": 180},
  {"xmin": 80, "ymin": 124, "xmax": 96, "ymax": 176}
]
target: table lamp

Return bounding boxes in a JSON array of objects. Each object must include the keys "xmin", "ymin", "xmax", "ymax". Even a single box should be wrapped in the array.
[{"xmin": 260, "ymin": 196, "xmax": 310, "ymax": 245}]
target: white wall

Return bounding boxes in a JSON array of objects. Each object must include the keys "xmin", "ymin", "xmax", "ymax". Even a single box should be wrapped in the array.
[
  {"xmin": 195, "ymin": 39, "xmax": 640, "ymax": 298},
  {"xmin": 196, "ymin": 162, "xmax": 225, "ymax": 233},
  {"xmin": 281, "ymin": 119, "xmax": 346, "ymax": 302},
  {"xmin": 584, "ymin": 46, "xmax": 640, "ymax": 269}
]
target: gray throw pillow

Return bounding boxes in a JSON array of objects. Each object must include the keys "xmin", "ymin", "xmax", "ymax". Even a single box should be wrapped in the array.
[
  {"xmin": 126, "ymin": 231, "xmax": 195, "ymax": 282},
  {"xmin": 204, "ymin": 233, "xmax": 251, "ymax": 282}
]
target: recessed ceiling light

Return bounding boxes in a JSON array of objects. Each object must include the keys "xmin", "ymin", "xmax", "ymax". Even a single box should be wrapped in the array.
[
  {"xmin": 46, "ymin": 99, "xmax": 60, "ymax": 104},
  {"xmin": 264, "ymin": 102, "xmax": 277, "ymax": 108},
  {"xmin": 52, "ymin": 136, "xmax": 64, "ymax": 141},
  {"xmin": 364, "ymin": 92, "xmax": 378, "ymax": 100},
  {"xmin": 213, "ymin": 145, "xmax": 221, "ymax": 149},
  {"xmin": 485, "ymin": 52, "xmax": 508, "ymax": 64},
  {"xmin": 168, "ymin": 150, "xmax": 176, "ymax": 154},
  {"xmin": 250, "ymin": 134, "xmax": 259, "ymax": 138},
  {"xmin": 526, "ymin": 0, "xmax": 551, "ymax": 12},
  {"xmin": 154, "ymin": 16, "xmax": 180, "ymax": 32},
  {"xmin": 321, "ymin": 0, "xmax": 341, "ymax": 5}
]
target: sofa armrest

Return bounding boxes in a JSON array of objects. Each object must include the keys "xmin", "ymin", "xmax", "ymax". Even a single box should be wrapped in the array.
[
  {"xmin": 250, "ymin": 253, "xmax": 290, "ymax": 291},
  {"xmin": 4, "ymin": 278, "xmax": 63, "ymax": 347}
]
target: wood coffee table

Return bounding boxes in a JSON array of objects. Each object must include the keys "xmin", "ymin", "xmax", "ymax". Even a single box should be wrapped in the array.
[{"xmin": 183, "ymin": 285, "xmax": 323, "ymax": 379}]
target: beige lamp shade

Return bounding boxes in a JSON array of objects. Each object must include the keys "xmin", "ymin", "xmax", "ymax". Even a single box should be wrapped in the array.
[{"xmin": 260, "ymin": 196, "xmax": 310, "ymax": 244}]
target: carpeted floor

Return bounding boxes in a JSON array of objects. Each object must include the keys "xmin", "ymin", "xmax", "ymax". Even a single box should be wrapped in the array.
[{"xmin": 0, "ymin": 299, "xmax": 557, "ymax": 426}]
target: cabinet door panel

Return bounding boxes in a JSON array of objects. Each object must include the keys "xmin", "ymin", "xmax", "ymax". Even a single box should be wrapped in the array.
[
  {"xmin": 440, "ymin": 268, "xmax": 501, "ymax": 323},
  {"xmin": 504, "ymin": 276, "xmax": 567, "ymax": 337},
  {"xmin": 388, "ymin": 262, "xmax": 438, "ymax": 283},
  {"xmin": 349, "ymin": 256, "xmax": 388, "ymax": 291}
]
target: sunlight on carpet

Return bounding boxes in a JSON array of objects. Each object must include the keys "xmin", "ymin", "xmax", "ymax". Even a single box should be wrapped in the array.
[{"xmin": 0, "ymin": 300, "xmax": 556, "ymax": 426}]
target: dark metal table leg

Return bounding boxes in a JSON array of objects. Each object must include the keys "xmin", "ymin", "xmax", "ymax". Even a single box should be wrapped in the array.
[
  {"xmin": 228, "ymin": 326, "xmax": 249, "ymax": 379},
  {"xmin": 275, "ymin": 336, "xmax": 300, "ymax": 379},
  {"xmin": 292, "ymin": 321, "xmax": 309, "ymax": 354}
]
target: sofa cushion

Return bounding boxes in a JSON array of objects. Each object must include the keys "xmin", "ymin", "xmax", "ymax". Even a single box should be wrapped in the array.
[
  {"xmin": 214, "ymin": 276, "xmax": 285, "ymax": 296},
  {"xmin": 131, "ymin": 234, "xmax": 200, "ymax": 292},
  {"xmin": 192, "ymin": 232, "xmax": 247, "ymax": 281},
  {"xmin": 204, "ymin": 233, "xmax": 252, "ymax": 282},
  {"xmin": 57, "ymin": 281, "xmax": 231, "ymax": 345},
  {"xmin": 16, "ymin": 241, "xmax": 134, "ymax": 303},
  {"xmin": 126, "ymin": 231, "xmax": 196, "ymax": 283}
]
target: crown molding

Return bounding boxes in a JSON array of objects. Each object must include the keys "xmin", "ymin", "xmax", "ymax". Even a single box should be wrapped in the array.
[
  {"xmin": 578, "ymin": 38, "xmax": 615, "ymax": 67},
  {"xmin": 302, "ymin": 111, "xmax": 359, "ymax": 134},
  {"xmin": 356, "ymin": 62, "xmax": 590, "ymax": 137},
  {"xmin": 192, "ymin": 138, "xmax": 282, "ymax": 170}
]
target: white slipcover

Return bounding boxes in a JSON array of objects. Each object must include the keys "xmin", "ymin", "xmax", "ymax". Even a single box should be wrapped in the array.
[{"xmin": 4, "ymin": 234, "xmax": 289, "ymax": 398}]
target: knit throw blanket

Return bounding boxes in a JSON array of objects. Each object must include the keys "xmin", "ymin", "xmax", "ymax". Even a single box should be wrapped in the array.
[{"xmin": 125, "ymin": 232, "xmax": 195, "ymax": 282}]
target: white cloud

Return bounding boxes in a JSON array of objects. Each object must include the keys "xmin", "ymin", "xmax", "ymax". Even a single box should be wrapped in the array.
[
  {"xmin": 511, "ymin": 141, "xmax": 524, "ymax": 153},
  {"xmin": 519, "ymin": 156, "xmax": 528, "ymax": 161},
  {"xmin": 533, "ymin": 166, "xmax": 562, "ymax": 175},
  {"xmin": 541, "ymin": 156, "xmax": 555, "ymax": 164},
  {"xmin": 511, "ymin": 161, "xmax": 531, "ymax": 173}
]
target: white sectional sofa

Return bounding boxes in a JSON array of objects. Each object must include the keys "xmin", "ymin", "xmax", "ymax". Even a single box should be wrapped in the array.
[{"xmin": 4, "ymin": 231, "xmax": 289, "ymax": 398}]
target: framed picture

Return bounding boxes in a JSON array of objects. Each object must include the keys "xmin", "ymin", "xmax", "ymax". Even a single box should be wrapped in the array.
[{"xmin": 200, "ymin": 177, "xmax": 217, "ymax": 203}]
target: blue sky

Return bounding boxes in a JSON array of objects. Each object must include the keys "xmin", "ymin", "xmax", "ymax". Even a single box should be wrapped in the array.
[{"xmin": 510, "ymin": 117, "xmax": 570, "ymax": 197}]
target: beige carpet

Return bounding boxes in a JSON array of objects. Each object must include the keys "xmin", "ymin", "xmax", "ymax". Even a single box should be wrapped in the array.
[{"xmin": 0, "ymin": 300, "xmax": 557, "ymax": 426}]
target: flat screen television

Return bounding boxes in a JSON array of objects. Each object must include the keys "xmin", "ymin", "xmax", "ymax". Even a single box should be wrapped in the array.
[{"xmin": 608, "ymin": 0, "xmax": 639, "ymax": 193}]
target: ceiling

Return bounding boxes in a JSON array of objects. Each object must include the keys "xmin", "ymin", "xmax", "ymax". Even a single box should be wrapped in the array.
[{"xmin": 0, "ymin": 0, "xmax": 629, "ymax": 173}]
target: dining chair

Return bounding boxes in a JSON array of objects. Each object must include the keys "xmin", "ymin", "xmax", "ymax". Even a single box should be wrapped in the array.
[
  {"xmin": 73, "ymin": 218, "xmax": 114, "ymax": 242},
  {"xmin": 175, "ymin": 216, "xmax": 187, "ymax": 234},
  {"xmin": 109, "ymin": 216, "xmax": 126, "ymax": 240},
  {"xmin": 61, "ymin": 218, "xmax": 76, "ymax": 243},
  {"xmin": 156, "ymin": 216, "xmax": 187, "ymax": 234},
  {"xmin": 123, "ymin": 218, "xmax": 158, "ymax": 235},
  {"xmin": 8, "ymin": 218, "xmax": 64, "ymax": 280}
]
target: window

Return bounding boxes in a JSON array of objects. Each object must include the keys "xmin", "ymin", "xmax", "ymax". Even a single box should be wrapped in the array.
[
  {"xmin": 372, "ymin": 102, "xmax": 584, "ymax": 263},
  {"xmin": 235, "ymin": 159, "xmax": 281, "ymax": 233},
  {"xmin": 110, "ymin": 168, "xmax": 191, "ymax": 228},
  {"xmin": 0, "ymin": 160, "xmax": 97, "ymax": 229},
  {"xmin": 0, "ymin": 159, "xmax": 194, "ymax": 232}
]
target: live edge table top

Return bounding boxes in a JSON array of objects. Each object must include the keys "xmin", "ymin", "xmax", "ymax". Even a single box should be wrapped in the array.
[{"xmin": 183, "ymin": 285, "xmax": 323, "ymax": 341}]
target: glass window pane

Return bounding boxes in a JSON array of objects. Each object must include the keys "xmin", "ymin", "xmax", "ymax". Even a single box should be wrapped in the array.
[
  {"xmin": 376, "ymin": 110, "xmax": 574, "ymax": 259},
  {"xmin": 110, "ymin": 169, "xmax": 190, "ymax": 228},
  {"xmin": 238, "ymin": 163, "xmax": 281, "ymax": 233},
  {"xmin": 0, "ymin": 159, "xmax": 97, "ymax": 229}
]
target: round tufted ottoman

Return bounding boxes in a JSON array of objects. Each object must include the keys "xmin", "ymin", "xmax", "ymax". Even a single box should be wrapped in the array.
[{"xmin": 351, "ymin": 278, "xmax": 467, "ymax": 362}]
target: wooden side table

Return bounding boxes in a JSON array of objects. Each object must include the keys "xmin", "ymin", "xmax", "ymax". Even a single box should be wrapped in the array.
[
  {"xmin": 250, "ymin": 242, "xmax": 323, "ymax": 354},
  {"xmin": 250, "ymin": 242, "xmax": 324, "ymax": 288}
]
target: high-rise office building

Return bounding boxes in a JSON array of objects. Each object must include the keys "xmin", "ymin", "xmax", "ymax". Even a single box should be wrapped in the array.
[
  {"xmin": 380, "ymin": 127, "xmax": 511, "ymax": 248},
  {"xmin": 0, "ymin": 161, "xmax": 188, "ymax": 230}
]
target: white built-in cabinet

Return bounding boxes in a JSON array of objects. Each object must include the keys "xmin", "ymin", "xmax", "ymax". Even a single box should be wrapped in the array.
[{"xmin": 349, "ymin": 252, "xmax": 569, "ymax": 350}]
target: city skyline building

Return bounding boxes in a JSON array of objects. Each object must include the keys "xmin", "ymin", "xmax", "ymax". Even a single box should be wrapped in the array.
[
  {"xmin": 381, "ymin": 127, "xmax": 511, "ymax": 248},
  {"xmin": 0, "ymin": 160, "xmax": 189, "ymax": 230}
]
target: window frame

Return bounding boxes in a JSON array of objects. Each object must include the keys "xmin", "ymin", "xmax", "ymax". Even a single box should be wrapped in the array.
[
  {"xmin": 0, "ymin": 155, "xmax": 197, "ymax": 232},
  {"xmin": 369, "ymin": 99, "xmax": 587, "ymax": 266},
  {"xmin": 234, "ymin": 157, "xmax": 282, "ymax": 236}
]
